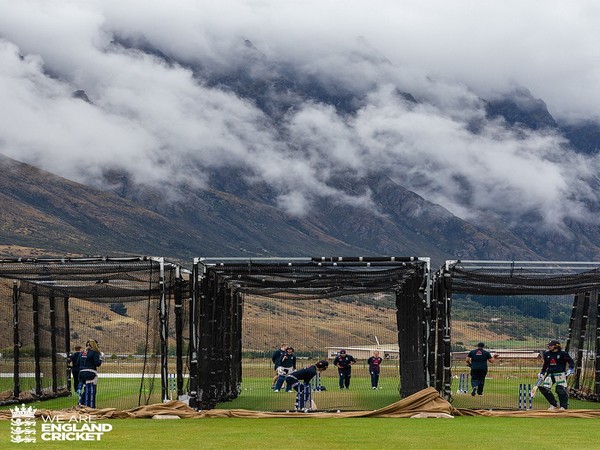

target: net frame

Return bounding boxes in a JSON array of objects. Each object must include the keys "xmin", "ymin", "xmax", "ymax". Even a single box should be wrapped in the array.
[
  {"xmin": 0, "ymin": 256, "xmax": 190, "ymax": 407},
  {"xmin": 436, "ymin": 260, "xmax": 600, "ymax": 403},
  {"xmin": 189, "ymin": 256, "xmax": 435, "ymax": 410}
]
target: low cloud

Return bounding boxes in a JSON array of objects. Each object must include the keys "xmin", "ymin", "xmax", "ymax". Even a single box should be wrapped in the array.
[{"xmin": 0, "ymin": 0, "xmax": 599, "ymax": 230}]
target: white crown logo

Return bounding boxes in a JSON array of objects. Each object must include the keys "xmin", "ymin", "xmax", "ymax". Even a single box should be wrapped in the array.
[{"xmin": 10, "ymin": 404, "xmax": 37, "ymax": 419}]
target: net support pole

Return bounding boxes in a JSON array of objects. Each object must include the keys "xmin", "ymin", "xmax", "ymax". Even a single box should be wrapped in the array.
[
  {"xmin": 222, "ymin": 286, "xmax": 233, "ymax": 400},
  {"xmin": 427, "ymin": 280, "xmax": 437, "ymax": 388},
  {"xmin": 396, "ymin": 270, "xmax": 427, "ymax": 397},
  {"xmin": 12, "ymin": 281, "xmax": 20, "ymax": 398},
  {"xmin": 157, "ymin": 258, "xmax": 169, "ymax": 402},
  {"xmin": 198, "ymin": 268, "xmax": 217, "ymax": 408},
  {"xmin": 32, "ymin": 287, "xmax": 42, "ymax": 396},
  {"xmin": 574, "ymin": 291, "xmax": 590, "ymax": 390},
  {"xmin": 233, "ymin": 290, "xmax": 243, "ymax": 397},
  {"xmin": 49, "ymin": 294, "xmax": 58, "ymax": 393},
  {"xmin": 434, "ymin": 276, "xmax": 445, "ymax": 393},
  {"xmin": 441, "ymin": 270, "xmax": 452, "ymax": 400},
  {"xmin": 63, "ymin": 297, "xmax": 71, "ymax": 391},
  {"xmin": 174, "ymin": 266, "xmax": 184, "ymax": 397},
  {"xmin": 595, "ymin": 291, "xmax": 600, "ymax": 395},
  {"xmin": 188, "ymin": 259, "xmax": 200, "ymax": 409},
  {"xmin": 565, "ymin": 293, "xmax": 579, "ymax": 353},
  {"xmin": 422, "ymin": 260, "xmax": 433, "ymax": 388}
]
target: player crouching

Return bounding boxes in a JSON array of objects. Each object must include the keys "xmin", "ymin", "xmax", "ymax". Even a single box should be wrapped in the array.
[{"xmin": 285, "ymin": 360, "xmax": 329, "ymax": 412}]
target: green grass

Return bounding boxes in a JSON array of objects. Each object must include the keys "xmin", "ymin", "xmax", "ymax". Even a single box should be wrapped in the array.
[
  {"xmin": 212, "ymin": 362, "xmax": 600, "ymax": 411},
  {"xmin": 223, "ymin": 375, "xmax": 401, "ymax": 411},
  {"xmin": 1, "ymin": 416, "xmax": 600, "ymax": 449},
  {"xmin": 0, "ymin": 378, "xmax": 162, "ymax": 411},
  {"xmin": 3, "ymin": 363, "xmax": 600, "ymax": 412},
  {"xmin": 3, "ymin": 362, "xmax": 600, "ymax": 450},
  {"xmin": 448, "ymin": 371, "xmax": 599, "ymax": 410}
]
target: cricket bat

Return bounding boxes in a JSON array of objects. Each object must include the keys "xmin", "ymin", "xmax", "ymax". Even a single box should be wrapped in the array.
[
  {"xmin": 310, "ymin": 399, "xmax": 318, "ymax": 411},
  {"xmin": 530, "ymin": 377, "xmax": 544, "ymax": 398}
]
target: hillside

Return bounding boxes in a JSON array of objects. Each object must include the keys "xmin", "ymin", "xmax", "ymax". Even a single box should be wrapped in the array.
[
  {"xmin": 0, "ymin": 154, "xmax": 368, "ymax": 264},
  {"xmin": 0, "ymin": 279, "xmax": 157, "ymax": 356},
  {"xmin": 0, "ymin": 152, "xmax": 549, "ymax": 268},
  {"xmin": 0, "ymin": 287, "xmax": 505, "ymax": 359}
]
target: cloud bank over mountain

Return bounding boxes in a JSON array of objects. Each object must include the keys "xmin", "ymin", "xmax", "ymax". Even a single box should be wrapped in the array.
[{"xmin": 1, "ymin": 0, "xmax": 599, "ymax": 233}]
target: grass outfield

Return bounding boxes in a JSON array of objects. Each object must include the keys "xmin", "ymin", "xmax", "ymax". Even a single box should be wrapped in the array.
[
  {"xmin": 1, "ymin": 416, "xmax": 600, "ymax": 449},
  {"xmin": 0, "ymin": 378, "xmax": 163, "ymax": 410},
  {"xmin": 3, "ymin": 365, "xmax": 600, "ymax": 450},
  {"xmin": 5, "ymin": 376, "xmax": 596, "ymax": 412},
  {"xmin": 3, "ymin": 372, "xmax": 600, "ymax": 411},
  {"xmin": 221, "ymin": 375, "xmax": 600, "ymax": 411}
]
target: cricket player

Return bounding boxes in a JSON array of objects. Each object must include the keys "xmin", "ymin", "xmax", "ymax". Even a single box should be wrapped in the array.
[
  {"xmin": 285, "ymin": 360, "xmax": 329, "ymax": 411},
  {"xmin": 538, "ymin": 339, "xmax": 574, "ymax": 410},
  {"xmin": 466, "ymin": 342, "xmax": 499, "ymax": 396}
]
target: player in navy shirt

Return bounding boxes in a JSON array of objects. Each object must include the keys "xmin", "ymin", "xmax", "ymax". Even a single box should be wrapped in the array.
[
  {"xmin": 538, "ymin": 339, "xmax": 574, "ymax": 410},
  {"xmin": 273, "ymin": 347, "xmax": 297, "ymax": 392},
  {"xmin": 333, "ymin": 349, "xmax": 356, "ymax": 389},
  {"xmin": 271, "ymin": 343, "xmax": 288, "ymax": 389},
  {"xmin": 78, "ymin": 339, "xmax": 103, "ymax": 408},
  {"xmin": 285, "ymin": 360, "xmax": 329, "ymax": 388},
  {"xmin": 367, "ymin": 350, "xmax": 383, "ymax": 389},
  {"xmin": 67, "ymin": 345, "xmax": 83, "ymax": 392},
  {"xmin": 466, "ymin": 342, "xmax": 499, "ymax": 396},
  {"xmin": 285, "ymin": 360, "xmax": 329, "ymax": 411}
]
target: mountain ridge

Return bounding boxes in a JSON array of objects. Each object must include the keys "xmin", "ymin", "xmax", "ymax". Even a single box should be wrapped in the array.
[
  {"xmin": 2, "ymin": 39, "xmax": 600, "ymax": 266},
  {"xmin": 0, "ymin": 151, "xmax": 551, "ymax": 267}
]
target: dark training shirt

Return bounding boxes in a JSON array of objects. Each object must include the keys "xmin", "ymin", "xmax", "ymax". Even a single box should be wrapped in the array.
[
  {"xmin": 334, "ymin": 354, "xmax": 356, "ymax": 370},
  {"xmin": 368, "ymin": 356, "xmax": 383, "ymax": 373},
  {"xmin": 467, "ymin": 348, "xmax": 492, "ymax": 370},
  {"xmin": 288, "ymin": 365, "xmax": 318, "ymax": 383},
  {"xmin": 541, "ymin": 350, "xmax": 574, "ymax": 374}
]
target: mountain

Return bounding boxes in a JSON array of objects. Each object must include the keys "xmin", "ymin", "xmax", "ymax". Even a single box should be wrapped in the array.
[
  {"xmin": 2, "ymin": 39, "xmax": 600, "ymax": 267},
  {"xmin": 0, "ymin": 153, "xmax": 195, "ymax": 261},
  {"xmin": 0, "ymin": 151, "xmax": 548, "ymax": 267},
  {"xmin": 0, "ymin": 153, "xmax": 363, "ymax": 262}
]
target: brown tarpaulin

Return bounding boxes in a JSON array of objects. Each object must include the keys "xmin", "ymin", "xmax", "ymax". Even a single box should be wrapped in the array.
[{"xmin": 2, "ymin": 387, "xmax": 600, "ymax": 419}]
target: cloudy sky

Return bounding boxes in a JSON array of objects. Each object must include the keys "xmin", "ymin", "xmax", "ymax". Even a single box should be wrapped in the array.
[{"xmin": 1, "ymin": 0, "xmax": 599, "ymax": 229}]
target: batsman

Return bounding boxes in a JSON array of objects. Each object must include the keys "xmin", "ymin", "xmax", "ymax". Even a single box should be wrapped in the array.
[
  {"xmin": 285, "ymin": 360, "xmax": 329, "ymax": 411},
  {"xmin": 537, "ymin": 339, "xmax": 574, "ymax": 410}
]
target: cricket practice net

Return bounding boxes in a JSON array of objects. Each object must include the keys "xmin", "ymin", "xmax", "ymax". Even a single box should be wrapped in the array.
[
  {"xmin": 0, "ymin": 257, "xmax": 190, "ymax": 410},
  {"xmin": 189, "ymin": 257, "xmax": 436, "ymax": 411},
  {"xmin": 434, "ymin": 260, "xmax": 600, "ymax": 410}
]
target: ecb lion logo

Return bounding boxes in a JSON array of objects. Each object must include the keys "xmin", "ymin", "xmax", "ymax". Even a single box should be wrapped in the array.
[{"xmin": 10, "ymin": 404, "xmax": 37, "ymax": 443}]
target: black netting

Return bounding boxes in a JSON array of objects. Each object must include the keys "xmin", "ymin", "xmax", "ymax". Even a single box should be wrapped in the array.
[
  {"xmin": 448, "ymin": 264, "xmax": 600, "ymax": 295},
  {"xmin": 437, "ymin": 261, "xmax": 600, "ymax": 409},
  {"xmin": 206, "ymin": 262, "xmax": 419, "ymax": 299},
  {"xmin": 191, "ymin": 258, "xmax": 433, "ymax": 411},
  {"xmin": 0, "ymin": 258, "xmax": 165, "ymax": 302},
  {"xmin": 566, "ymin": 291, "xmax": 600, "ymax": 401},
  {"xmin": 0, "ymin": 257, "xmax": 189, "ymax": 408}
]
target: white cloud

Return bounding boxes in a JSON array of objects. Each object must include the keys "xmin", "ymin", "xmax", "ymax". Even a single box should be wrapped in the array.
[{"xmin": 0, "ymin": 0, "xmax": 599, "ymax": 229}]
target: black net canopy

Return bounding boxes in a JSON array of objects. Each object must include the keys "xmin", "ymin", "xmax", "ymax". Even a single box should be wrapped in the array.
[
  {"xmin": 0, "ymin": 256, "xmax": 188, "ymax": 408},
  {"xmin": 0, "ymin": 257, "xmax": 174, "ymax": 302},
  {"xmin": 447, "ymin": 261, "xmax": 600, "ymax": 295},
  {"xmin": 190, "ymin": 256, "xmax": 433, "ymax": 410},
  {"xmin": 440, "ymin": 260, "xmax": 600, "ymax": 405},
  {"xmin": 205, "ymin": 257, "xmax": 426, "ymax": 299}
]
